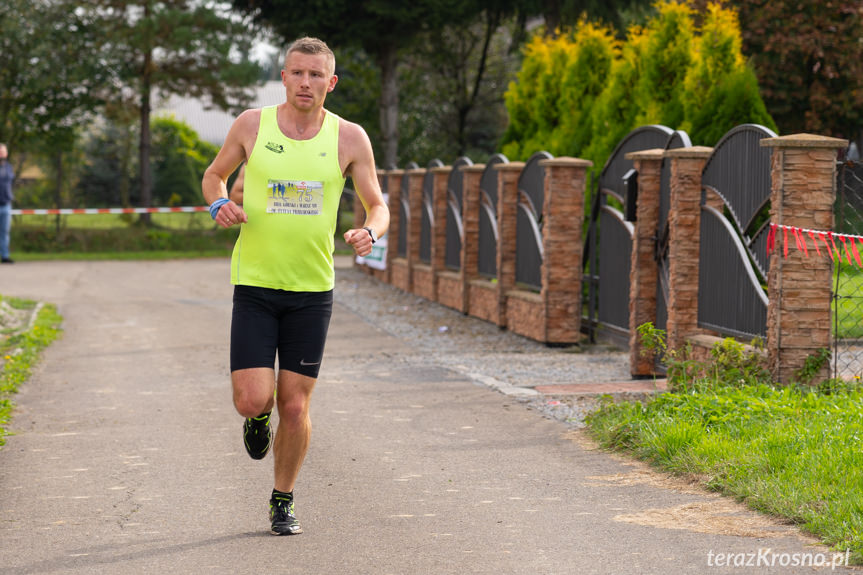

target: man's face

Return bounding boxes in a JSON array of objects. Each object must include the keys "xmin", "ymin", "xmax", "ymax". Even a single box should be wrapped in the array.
[
  {"xmin": 0, "ymin": 146, "xmax": 7, "ymax": 161},
  {"xmin": 281, "ymin": 51, "xmax": 337, "ymax": 112}
]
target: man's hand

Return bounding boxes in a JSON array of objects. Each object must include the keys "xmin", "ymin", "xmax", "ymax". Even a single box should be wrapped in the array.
[
  {"xmin": 214, "ymin": 200, "xmax": 248, "ymax": 229},
  {"xmin": 344, "ymin": 228, "xmax": 374, "ymax": 257}
]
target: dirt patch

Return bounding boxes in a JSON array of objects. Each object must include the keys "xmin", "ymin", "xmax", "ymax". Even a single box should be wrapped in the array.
[
  {"xmin": 566, "ymin": 430, "xmax": 819, "ymax": 543},
  {"xmin": 612, "ymin": 500, "xmax": 796, "ymax": 539}
]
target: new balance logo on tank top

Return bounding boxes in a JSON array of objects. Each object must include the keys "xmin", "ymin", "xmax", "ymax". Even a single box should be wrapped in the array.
[{"xmin": 231, "ymin": 106, "xmax": 345, "ymax": 291}]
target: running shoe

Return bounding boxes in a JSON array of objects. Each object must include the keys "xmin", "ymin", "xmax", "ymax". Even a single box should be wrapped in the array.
[
  {"xmin": 269, "ymin": 493, "xmax": 302, "ymax": 535},
  {"xmin": 243, "ymin": 412, "xmax": 272, "ymax": 460}
]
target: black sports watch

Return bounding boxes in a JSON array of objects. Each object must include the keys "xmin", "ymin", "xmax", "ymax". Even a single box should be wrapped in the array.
[{"xmin": 363, "ymin": 226, "xmax": 377, "ymax": 244}]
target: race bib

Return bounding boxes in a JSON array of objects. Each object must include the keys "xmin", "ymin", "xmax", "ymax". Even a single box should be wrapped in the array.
[{"xmin": 266, "ymin": 179, "xmax": 324, "ymax": 215}]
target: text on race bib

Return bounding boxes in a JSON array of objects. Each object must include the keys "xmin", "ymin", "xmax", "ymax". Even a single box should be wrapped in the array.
[{"xmin": 266, "ymin": 179, "xmax": 324, "ymax": 215}]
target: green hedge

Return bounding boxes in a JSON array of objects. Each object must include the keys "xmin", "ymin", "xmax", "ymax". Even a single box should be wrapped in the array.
[{"xmin": 502, "ymin": 1, "xmax": 777, "ymax": 170}]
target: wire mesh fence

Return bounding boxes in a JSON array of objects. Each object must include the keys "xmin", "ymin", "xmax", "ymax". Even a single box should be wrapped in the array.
[{"xmin": 833, "ymin": 159, "xmax": 863, "ymax": 380}]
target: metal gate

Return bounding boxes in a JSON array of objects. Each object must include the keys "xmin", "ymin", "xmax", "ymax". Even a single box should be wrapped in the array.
[{"xmin": 583, "ymin": 125, "xmax": 677, "ymax": 344}]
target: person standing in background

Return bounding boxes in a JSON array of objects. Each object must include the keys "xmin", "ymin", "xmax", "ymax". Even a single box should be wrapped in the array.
[{"xmin": 0, "ymin": 144, "xmax": 15, "ymax": 264}]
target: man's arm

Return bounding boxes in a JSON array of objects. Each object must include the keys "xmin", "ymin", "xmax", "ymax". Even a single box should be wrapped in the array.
[
  {"xmin": 202, "ymin": 110, "xmax": 258, "ymax": 228},
  {"xmin": 341, "ymin": 121, "xmax": 390, "ymax": 257}
]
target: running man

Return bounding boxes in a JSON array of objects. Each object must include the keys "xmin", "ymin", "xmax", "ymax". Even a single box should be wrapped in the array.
[{"xmin": 201, "ymin": 37, "xmax": 389, "ymax": 535}]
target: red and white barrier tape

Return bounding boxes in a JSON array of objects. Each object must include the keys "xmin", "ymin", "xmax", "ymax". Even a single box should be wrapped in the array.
[{"xmin": 12, "ymin": 206, "xmax": 209, "ymax": 216}]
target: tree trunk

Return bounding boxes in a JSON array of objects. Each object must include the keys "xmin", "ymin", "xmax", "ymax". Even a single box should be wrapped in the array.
[
  {"xmin": 139, "ymin": 49, "xmax": 153, "ymax": 226},
  {"xmin": 544, "ymin": 0, "xmax": 560, "ymax": 36},
  {"xmin": 54, "ymin": 151, "xmax": 63, "ymax": 235},
  {"xmin": 376, "ymin": 44, "xmax": 399, "ymax": 169}
]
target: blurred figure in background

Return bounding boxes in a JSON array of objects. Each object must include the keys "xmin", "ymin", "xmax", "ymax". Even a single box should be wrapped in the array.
[{"xmin": 0, "ymin": 144, "xmax": 15, "ymax": 264}]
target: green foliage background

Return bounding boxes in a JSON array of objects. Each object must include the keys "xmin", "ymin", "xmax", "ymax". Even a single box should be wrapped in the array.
[{"xmin": 501, "ymin": 1, "xmax": 777, "ymax": 170}]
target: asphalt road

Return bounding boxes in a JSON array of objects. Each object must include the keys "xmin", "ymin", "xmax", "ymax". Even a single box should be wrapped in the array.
[{"xmin": 0, "ymin": 260, "xmax": 853, "ymax": 574}]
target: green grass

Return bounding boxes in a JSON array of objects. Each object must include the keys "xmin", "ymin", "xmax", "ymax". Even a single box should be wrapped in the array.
[
  {"xmin": 834, "ymin": 264, "xmax": 863, "ymax": 339},
  {"xmin": 15, "ymin": 211, "xmax": 217, "ymax": 230},
  {"xmin": 0, "ymin": 298, "xmax": 63, "ymax": 447},
  {"xmin": 9, "ymin": 209, "xmax": 357, "ymax": 259},
  {"xmin": 587, "ymin": 383, "xmax": 863, "ymax": 563},
  {"xmin": 14, "ymin": 250, "xmax": 233, "ymax": 261}
]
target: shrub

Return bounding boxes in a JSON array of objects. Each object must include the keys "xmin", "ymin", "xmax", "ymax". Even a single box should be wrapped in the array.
[{"xmin": 502, "ymin": 1, "xmax": 776, "ymax": 167}]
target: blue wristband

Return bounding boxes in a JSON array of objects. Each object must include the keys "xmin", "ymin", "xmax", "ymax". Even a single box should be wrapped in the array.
[{"xmin": 209, "ymin": 198, "xmax": 229, "ymax": 220}]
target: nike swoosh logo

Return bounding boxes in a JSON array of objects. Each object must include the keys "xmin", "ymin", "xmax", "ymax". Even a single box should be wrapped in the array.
[{"xmin": 299, "ymin": 359, "xmax": 321, "ymax": 366}]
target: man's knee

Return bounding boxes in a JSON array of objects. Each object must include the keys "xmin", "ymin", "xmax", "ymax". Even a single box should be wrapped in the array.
[
  {"xmin": 234, "ymin": 395, "xmax": 269, "ymax": 418},
  {"xmin": 275, "ymin": 394, "xmax": 309, "ymax": 427},
  {"xmin": 232, "ymin": 369, "xmax": 275, "ymax": 417}
]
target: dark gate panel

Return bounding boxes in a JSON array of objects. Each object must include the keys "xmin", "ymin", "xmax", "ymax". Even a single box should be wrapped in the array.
[
  {"xmin": 419, "ymin": 159, "xmax": 443, "ymax": 263},
  {"xmin": 445, "ymin": 157, "xmax": 473, "ymax": 270},
  {"xmin": 516, "ymin": 151, "xmax": 553, "ymax": 290},
  {"xmin": 698, "ymin": 124, "xmax": 776, "ymax": 338},
  {"xmin": 478, "ymin": 154, "xmax": 508, "ymax": 277},
  {"xmin": 698, "ymin": 206, "xmax": 768, "ymax": 338},
  {"xmin": 598, "ymin": 207, "xmax": 633, "ymax": 333}
]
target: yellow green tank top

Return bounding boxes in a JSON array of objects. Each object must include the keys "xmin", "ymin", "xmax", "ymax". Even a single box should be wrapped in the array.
[{"xmin": 231, "ymin": 106, "xmax": 345, "ymax": 291}]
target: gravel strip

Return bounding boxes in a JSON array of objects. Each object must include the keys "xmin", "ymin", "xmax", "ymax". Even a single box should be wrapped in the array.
[{"xmin": 333, "ymin": 265, "xmax": 635, "ymax": 427}]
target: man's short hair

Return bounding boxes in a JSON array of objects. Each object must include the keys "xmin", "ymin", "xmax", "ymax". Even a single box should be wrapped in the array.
[{"xmin": 285, "ymin": 37, "xmax": 335, "ymax": 75}]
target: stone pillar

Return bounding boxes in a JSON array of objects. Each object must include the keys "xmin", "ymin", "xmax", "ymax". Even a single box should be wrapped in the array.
[
  {"xmin": 761, "ymin": 134, "xmax": 848, "ymax": 384},
  {"xmin": 429, "ymin": 166, "xmax": 452, "ymax": 302},
  {"xmin": 384, "ymin": 169, "xmax": 405, "ymax": 280},
  {"xmin": 664, "ymin": 146, "xmax": 714, "ymax": 352},
  {"xmin": 494, "ymin": 162, "xmax": 526, "ymax": 327},
  {"xmin": 461, "ymin": 164, "xmax": 486, "ymax": 311},
  {"xmin": 624, "ymin": 149, "xmax": 665, "ymax": 375},
  {"xmin": 540, "ymin": 157, "xmax": 592, "ymax": 343}
]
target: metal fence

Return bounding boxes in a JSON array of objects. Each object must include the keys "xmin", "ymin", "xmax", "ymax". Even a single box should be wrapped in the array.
[
  {"xmin": 833, "ymin": 158, "xmax": 863, "ymax": 380},
  {"xmin": 397, "ymin": 161, "xmax": 418, "ymax": 258},
  {"xmin": 515, "ymin": 151, "xmax": 552, "ymax": 290},
  {"xmin": 445, "ymin": 156, "xmax": 473, "ymax": 270},
  {"xmin": 478, "ymin": 154, "xmax": 508, "ymax": 278},
  {"xmin": 419, "ymin": 159, "xmax": 443, "ymax": 263}
]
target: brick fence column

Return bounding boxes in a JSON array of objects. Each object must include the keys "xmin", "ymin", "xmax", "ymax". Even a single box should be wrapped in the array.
[
  {"xmin": 539, "ymin": 157, "xmax": 592, "ymax": 343},
  {"xmin": 384, "ymin": 169, "xmax": 404, "ymax": 280},
  {"xmin": 761, "ymin": 134, "xmax": 848, "ymax": 383},
  {"xmin": 495, "ymin": 162, "xmax": 526, "ymax": 326},
  {"xmin": 431, "ymin": 166, "xmax": 453, "ymax": 284},
  {"xmin": 461, "ymin": 164, "xmax": 486, "ymax": 311},
  {"xmin": 664, "ymin": 146, "xmax": 714, "ymax": 352},
  {"xmin": 624, "ymin": 149, "xmax": 665, "ymax": 375}
]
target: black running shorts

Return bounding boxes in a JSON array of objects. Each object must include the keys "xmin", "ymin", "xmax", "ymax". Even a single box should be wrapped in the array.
[{"xmin": 230, "ymin": 285, "xmax": 334, "ymax": 378}]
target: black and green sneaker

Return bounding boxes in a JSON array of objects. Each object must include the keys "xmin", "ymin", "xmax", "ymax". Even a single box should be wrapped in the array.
[
  {"xmin": 269, "ymin": 492, "xmax": 302, "ymax": 535},
  {"xmin": 243, "ymin": 412, "xmax": 272, "ymax": 460}
]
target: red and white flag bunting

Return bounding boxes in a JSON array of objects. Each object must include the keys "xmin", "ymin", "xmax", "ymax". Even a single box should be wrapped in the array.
[{"xmin": 767, "ymin": 223, "xmax": 863, "ymax": 266}]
